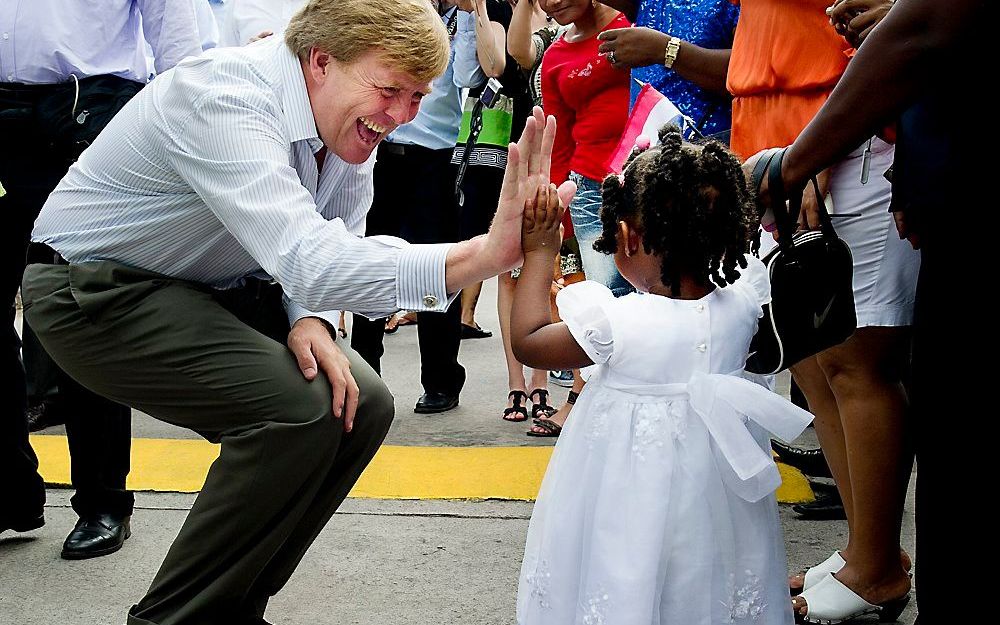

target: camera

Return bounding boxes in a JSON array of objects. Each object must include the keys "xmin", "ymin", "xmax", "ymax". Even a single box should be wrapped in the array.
[{"xmin": 479, "ymin": 77, "xmax": 503, "ymax": 109}]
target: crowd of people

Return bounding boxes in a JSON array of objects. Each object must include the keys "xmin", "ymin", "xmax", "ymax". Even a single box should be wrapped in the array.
[{"xmin": 3, "ymin": 0, "xmax": 980, "ymax": 623}]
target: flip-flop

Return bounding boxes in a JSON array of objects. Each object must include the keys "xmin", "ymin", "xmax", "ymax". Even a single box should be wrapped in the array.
[
  {"xmin": 396, "ymin": 315, "xmax": 417, "ymax": 327},
  {"xmin": 526, "ymin": 417, "xmax": 562, "ymax": 438},
  {"xmin": 384, "ymin": 316, "xmax": 399, "ymax": 334},
  {"xmin": 461, "ymin": 323, "xmax": 493, "ymax": 339}
]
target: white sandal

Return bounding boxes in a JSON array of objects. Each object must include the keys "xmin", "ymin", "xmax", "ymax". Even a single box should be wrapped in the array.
[
  {"xmin": 794, "ymin": 573, "xmax": 910, "ymax": 624},
  {"xmin": 802, "ymin": 551, "xmax": 847, "ymax": 591}
]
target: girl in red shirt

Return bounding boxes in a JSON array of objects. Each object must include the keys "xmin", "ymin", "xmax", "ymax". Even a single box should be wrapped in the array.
[{"xmin": 531, "ymin": 0, "xmax": 630, "ymax": 436}]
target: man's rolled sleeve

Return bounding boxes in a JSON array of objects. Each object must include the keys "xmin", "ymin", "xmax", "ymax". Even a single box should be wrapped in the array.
[{"xmin": 395, "ymin": 243, "xmax": 455, "ymax": 313}]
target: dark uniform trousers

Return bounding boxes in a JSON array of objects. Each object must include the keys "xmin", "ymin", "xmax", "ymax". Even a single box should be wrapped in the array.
[
  {"xmin": 21, "ymin": 260, "xmax": 395, "ymax": 625},
  {"xmin": 350, "ymin": 141, "xmax": 466, "ymax": 396},
  {"xmin": 1, "ymin": 77, "xmax": 138, "ymax": 522}
]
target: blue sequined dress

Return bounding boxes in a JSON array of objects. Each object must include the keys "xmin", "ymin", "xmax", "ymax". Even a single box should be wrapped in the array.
[{"xmin": 632, "ymin": 0, "xmax": 739, "ymax": 136}]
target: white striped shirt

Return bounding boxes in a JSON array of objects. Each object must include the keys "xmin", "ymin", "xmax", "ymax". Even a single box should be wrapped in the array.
[{"xmin": 32, "ymin": 37, "xmax": 454, "ymax": 322}]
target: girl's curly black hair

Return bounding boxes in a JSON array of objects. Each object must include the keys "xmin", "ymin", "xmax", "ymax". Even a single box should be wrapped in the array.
[{"xmin": 594, "ymin": 125, "xmax": 758, "ymax": 293}]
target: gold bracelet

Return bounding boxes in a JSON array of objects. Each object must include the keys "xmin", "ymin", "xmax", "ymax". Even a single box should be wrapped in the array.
[{"xmin": 663, "ymin": 36, "xmax": 681, "ymax": 69}]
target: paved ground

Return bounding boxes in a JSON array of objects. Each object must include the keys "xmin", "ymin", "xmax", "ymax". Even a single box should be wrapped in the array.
[{"xmin": 3, "ymin": 278, "xmax": 918, "ymax": 624}]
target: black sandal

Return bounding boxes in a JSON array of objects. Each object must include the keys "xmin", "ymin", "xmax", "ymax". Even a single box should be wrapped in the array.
[
  {"xmin": 528, "ymin": 388, "xmax": 556, "ymax": 420},
  {"xmin": 526, "ymin": 417, "xmax": 562, "ymax": 438},
  {"xmin": 502, "ymin": 391, "xmax": 529, "ymax": 422}
]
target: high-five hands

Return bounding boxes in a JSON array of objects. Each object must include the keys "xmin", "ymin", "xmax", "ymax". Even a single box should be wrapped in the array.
[
  {"xmin": 488, "ymin": 106, "xmax": 576, "ymax": 273},
  {"xmin": 522, "ymin": 183, "xmax": 564, "ymax": 257}
]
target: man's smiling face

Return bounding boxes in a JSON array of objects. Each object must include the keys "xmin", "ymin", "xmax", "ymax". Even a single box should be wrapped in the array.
[{"xmin": 304, "ymin": 49, "xmax": 432, "ymax": 164}]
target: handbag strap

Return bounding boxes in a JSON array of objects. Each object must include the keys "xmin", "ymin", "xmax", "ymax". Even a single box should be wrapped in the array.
[{"xmin": 753, "ymin": 148, "xmax": 834, "ymax": 250}]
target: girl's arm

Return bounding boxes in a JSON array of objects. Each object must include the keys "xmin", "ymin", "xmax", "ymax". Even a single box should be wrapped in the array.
[
  {"xmin": 511, "ymin": 185, "xmax": 594, "ymax": 370},
  {"xmin": 507, "ymin": 0, "xmax": 539, "ymax": 69},
  {"xmin": 473, "ymin": 0, "xmax": 508, "ymax": 78}
]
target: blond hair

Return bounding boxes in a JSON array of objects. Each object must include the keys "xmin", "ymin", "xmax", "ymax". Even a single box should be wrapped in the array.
[{"xmin": 284, "ymin": 0, "xmax": 450, "ymax": 84}]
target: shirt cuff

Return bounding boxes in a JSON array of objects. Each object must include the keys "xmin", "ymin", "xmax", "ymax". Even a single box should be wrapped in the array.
[
  {"xmin": 284, "ymin": 297, "xmax": 342, "ymax": 331},
  {"xmin": 396, "ymin": 243, "xmax": 456, "ymax": 312}
]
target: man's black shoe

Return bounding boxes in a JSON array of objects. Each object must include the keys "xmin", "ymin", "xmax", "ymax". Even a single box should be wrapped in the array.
[
  {"xmin": 770, "ymin": 440, "xmax": 833, "ymax": 478},
  {"xmin": 26, "ymin": 399, "xmax": 66, "ymax": 432},
  {"xmin": 61, "ymin": 513, "xmax": 131, "ymax": 560},
  {"xmin": 414, "ymin": 392, "xmax": 459, "ymax": 414},
  {"xmin": 0, "ymin": 514, "xmax": 45, "ymax": 534},
  {"xmin": 792, "ymin": 492, "xmax": 846, "ymax": 521}
]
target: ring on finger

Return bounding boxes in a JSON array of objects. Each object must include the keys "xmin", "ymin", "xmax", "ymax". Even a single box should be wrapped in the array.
[{"xmin": 607, "ymin": 50, "xmax": 617, "ymax": 64}]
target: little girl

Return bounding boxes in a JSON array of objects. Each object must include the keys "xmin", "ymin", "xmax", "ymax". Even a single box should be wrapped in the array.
[{"xmin": 511, "ymin": 126, "xmax": 813, "ymax": 625}]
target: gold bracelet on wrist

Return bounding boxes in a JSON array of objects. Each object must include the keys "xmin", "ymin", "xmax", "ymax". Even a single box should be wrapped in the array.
[{"xmin": 663, "ymin": 36, "xmax": 681, "ymax": 69}]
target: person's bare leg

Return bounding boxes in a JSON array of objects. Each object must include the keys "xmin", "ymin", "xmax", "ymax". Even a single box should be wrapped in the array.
[
  {"xmin": 528, "ymin": 367, "xmax": 548, "ymax": 392},
  {"xmin": 804, "ymin": 327, "xmax": 912, "ymax": 611},
  {"xmin": 792, "ymin": 357, "xmax": 853, "ymax": 518},
  {"xmin": 498, "ymin": 273, "xmax": 527, "ymax": 417},
  {"xmin": 787, "ymin": 356, "xmax": 850, "ymax": 593},
  {"xmin": 461, "ymin": 282, "xmax": 485, "ymax": 329},
  {"xmin": 529, "ymin": 373, "xmax": 581, "ymax": 434}
]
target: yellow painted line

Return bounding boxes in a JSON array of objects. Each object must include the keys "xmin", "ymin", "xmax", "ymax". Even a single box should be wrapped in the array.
[{"xmin": 31, "ymin": 435, "xmax": 814, "ymax": 503}]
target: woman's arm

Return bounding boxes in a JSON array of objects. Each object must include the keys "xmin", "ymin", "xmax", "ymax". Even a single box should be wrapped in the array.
[
  {"xmin": 511, "ymin": 185, "xmax": 593, "ymax": 370},
  {"xmin": 473, "ymin": 0, "xmax": 508, "ymax": 78},
  {"xmin": 780, "ymin": 0, "xmax": 983, "ymax": 188},
  {"xmin": 597, "ymin": 27, "xmax": 732, "ymax": 96},
  {"xmin": 508, "ymin": 0, "xmax": 540, "ymax": 69}
]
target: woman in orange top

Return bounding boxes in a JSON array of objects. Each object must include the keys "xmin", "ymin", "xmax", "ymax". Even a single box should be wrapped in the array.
[
  {"xmin": 728, "ymin": 1, "xmax": 917, "ymax": 623},
  {"xmin": 728, "ymin": 1, "xmax": 850, "ymax": 160}
]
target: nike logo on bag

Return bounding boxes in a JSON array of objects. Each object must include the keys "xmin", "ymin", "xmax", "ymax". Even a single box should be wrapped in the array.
[{"xmin": 813, "ymin": 297, "xmax": 836, "ymax": 328}]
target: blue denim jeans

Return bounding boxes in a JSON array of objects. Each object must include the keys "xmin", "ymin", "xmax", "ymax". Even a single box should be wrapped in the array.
[{"xmin": 567, "ymin": 172, "xmax": 633, "ymax": 297}]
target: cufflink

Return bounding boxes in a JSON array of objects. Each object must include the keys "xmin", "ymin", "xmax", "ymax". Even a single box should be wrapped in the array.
[{"xmin": 422, "ymin": 294, "xmax": 438, "ymax": 308}]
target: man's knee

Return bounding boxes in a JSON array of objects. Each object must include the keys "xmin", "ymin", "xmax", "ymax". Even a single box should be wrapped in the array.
[{"xmin": 354, "ymin": 374, "xmax": 394, "ymax": 439}]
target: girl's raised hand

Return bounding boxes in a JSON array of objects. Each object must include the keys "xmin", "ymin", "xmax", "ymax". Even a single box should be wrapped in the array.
[{"xmin": 522, "ymin": 183, "xmax": 563, "ymax": 256}]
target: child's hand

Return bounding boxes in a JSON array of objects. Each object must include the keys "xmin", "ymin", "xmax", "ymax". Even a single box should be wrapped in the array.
[{"xmin": 522, "ymin": 183, "xmax": 563, "ymax": 256}]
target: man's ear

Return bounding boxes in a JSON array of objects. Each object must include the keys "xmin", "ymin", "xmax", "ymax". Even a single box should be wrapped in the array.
[{"xmin": 309, "ymin": 48, "xmax": 333, "ymax": 80}]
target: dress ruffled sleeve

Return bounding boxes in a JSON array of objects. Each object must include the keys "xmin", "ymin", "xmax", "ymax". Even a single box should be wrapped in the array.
[
  {"xmin": 732, "ymin": 254, "xmax": 771, "ymax": 312},
  {"xmin": 556, "ymin": 281, "xmax": 616, "ymax": 365}
]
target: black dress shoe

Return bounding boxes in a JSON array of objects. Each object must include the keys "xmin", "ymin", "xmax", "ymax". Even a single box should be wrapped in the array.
[
  {"xmin": 61, "ymin": 513, "xmax": 131, "ymax": 560},
  {"xmin": 792, "ymin": 492, "xmax": 846, "ymax": 520},
  {"xmin": 770, "ymin": 440, "xmax": 833, "ymax": 478},
  {"xmin": 0, "ymin": 513, "xmax": 45, "ymax": 534},
  {"xmin": 26, "ymin": 399, "xmax": 67, "ymax": 432},
  {"xmin": 414, "ymin": 392, "xmax": 459, "ymax": 414}
]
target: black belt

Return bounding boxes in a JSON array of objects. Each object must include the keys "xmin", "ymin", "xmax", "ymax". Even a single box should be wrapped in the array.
[
  {"xmin": 378, "ymin": 141, "xmax": 452, "ymax": 159},
  {"xmin": 26, "ymin": 242, "xmax": 69, "ymax": 266}
]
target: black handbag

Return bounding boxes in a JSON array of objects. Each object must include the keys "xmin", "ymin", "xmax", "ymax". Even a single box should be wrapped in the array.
[{"xmin": 745, "ymin": 148, "xmax": 857, "ymax": 375}]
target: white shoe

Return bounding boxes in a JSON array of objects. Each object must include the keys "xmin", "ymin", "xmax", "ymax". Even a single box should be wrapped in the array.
[
  {"xmin": 794, "ymin": 573, "xmax": 910, "ymax": 624},
  {"xmin": 803, "ymin": 551, "xmax": 847, "ymax": 591}
]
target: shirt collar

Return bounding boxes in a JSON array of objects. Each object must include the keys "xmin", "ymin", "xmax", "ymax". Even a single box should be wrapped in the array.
[{"xmin": 273, "ymin": 39, "xmax": 320, "ymax": 145}]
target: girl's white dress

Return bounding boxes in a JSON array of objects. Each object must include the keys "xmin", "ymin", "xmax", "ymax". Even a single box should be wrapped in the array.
[{"xmin": 516, "ymin": 256, "xmax": 813, "ymax": 625}]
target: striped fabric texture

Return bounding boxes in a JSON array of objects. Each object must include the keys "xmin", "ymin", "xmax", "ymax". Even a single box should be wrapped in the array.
[{"xmin": 32, "ymin": 37, "xmax": 453, "ymax": 322}]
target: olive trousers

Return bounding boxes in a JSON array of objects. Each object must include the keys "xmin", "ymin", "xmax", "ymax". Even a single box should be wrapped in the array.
[{"xmin": 22, "ymin": 260, "xmax": 395, "ymax": 625}]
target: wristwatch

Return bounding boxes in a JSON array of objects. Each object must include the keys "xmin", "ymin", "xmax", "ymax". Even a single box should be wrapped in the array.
[{"xmin": 663, "ymin": 36, "xmax": 681, "ymax": 69}]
